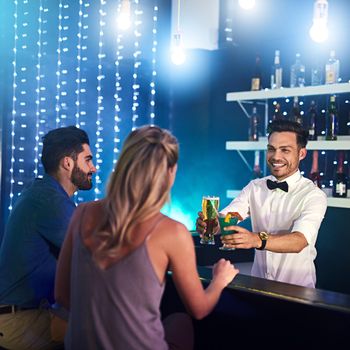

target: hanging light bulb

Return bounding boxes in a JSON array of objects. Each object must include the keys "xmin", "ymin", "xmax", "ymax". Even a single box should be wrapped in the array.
[
  {"xmin": 171, "ymin": 33, "xmax": 186, "ymax": 65},
  {"xmin": 118, "ymin": 0, "xmax": 131, "ymax": 31},
  {"xmin": 171, "ymin": 0, "xmax": 185, "ymax": 65},
  {"xmin": 309, "ymin": 0, "xmax": 329, "ymax": 43},
  {"xmin": 239, "ymin": 0, "xmax": 256, "ymax": 10}
]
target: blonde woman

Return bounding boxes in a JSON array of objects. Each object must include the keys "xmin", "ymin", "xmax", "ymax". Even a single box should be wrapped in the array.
[{"xmin": 55, "ymin": 125, "xmax": 238, "ymax": 350}]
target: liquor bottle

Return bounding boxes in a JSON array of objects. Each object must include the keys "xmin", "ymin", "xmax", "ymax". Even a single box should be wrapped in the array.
[
  {"xmin": 249, "ymin": 104, "xmax": 259, "ymax": 141},
  {"xmin": 251, "ymin": 55, "xmax": 262, "ymax": 91},
  {"xmin": 290, "ymin": 53, "xmax": 305, "ymax": 88},
  {"xmin": 270, "ymin": 50, "xmax": 282, "ymax": 89},
  {"xmin": 252, "ymin": 151, "xmax": 263, "ymax": 179},
  {"xmin": 325, "ymin": 50, "xmax": 340, "ymax": 84},
  {"xmin": 308, "ymin": 100, "xmax": 318, "ymax": 141},
  {"xmin": 272, "ymin": 102, "xmax": 283, "ymax": 121},
  {"xmin": 325, "ymin": 95, "xmax": 338, "ymax": 140},
  {"xmin": 309, "ymin": 150, "xmax": 321, "ymax": 188},
  {"xmin": 311, "ymin": 61, "xmax": 323, "ymax": 86},
  {"xmin": 289, "ymin": 96, "xmax": 303, "ymax": 125},
  {"xmin": 332, "ymin": 151, "xmax": 348, "ymax": 197}
]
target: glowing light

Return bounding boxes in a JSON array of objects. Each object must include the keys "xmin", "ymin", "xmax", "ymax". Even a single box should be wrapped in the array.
[
  {"xmin": 34, "ymin": 0, "xmax": 44, "ymax": 176},
  {"xmin": 132, "ymin": 0, "xmax": 142, "ymax": 130},
  {"xmin": 94, "ymin": 0, "xmax": 106, "ymax": 200},
  {"xmin": 309, "ymin": 21, "xmax": 329, "ymax": 43},
  {"xmin": 239, "ymin": 0, "xmax": 256, "ymax": 10},
  {"xmin": 9, "ymin": 0, "xmax": 19, "ymax": 212},
  {"xmin": 75, "ymin": 0, "xmax": 84, "ymax": 128},
  {"xmin": 171, "ymin": 0, "xmax": 185, "ymax": 65},
  {"xmin": 117, "ymin": 0, "xmax": 131, "ymax": 30},
  {"xmin": 149, "ymin": 4, "xmax": 158, "ymax": 124},
  {"xmin": 171, "ymin": 33, "xmax": 185, "ymax": 65},
  {"xmin": 112, "ymin": 1, "xmax": 123, "ymax": 166},
  {"xmin": 56, "ymin": 2, "xmax": 70, "ymax": 125},
  {"xmin": 5, "ymin": 0, "xmax": 161, "ymax": 212},
  {"xmin": 309, "ymin": 0, "xmax": 329, "ymax": 43}
]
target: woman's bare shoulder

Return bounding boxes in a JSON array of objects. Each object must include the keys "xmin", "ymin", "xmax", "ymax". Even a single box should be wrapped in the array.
[
  {"xmin": 77, "ymin": 200, "xmax": 106, "ymax": 238},
  {"xmin": 159, "ymin": 214, "xmax": 188, "ymax": 230},
  {"xmin": 155, "ymin": 214, "xmax": 192, "ymax": 242}
]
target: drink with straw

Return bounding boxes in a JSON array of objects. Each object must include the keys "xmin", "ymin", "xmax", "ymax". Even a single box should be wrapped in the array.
[
  {"xmin": 201, "ymin": 196, "xmax": 219, "ymax": 245},
  {"xmin": 219, "ymin": 212, "xmax": 243, "ymax": 250}
]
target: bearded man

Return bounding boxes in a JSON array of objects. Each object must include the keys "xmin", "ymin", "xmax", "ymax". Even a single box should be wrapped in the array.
[{"xmin": 0, "ymin": 126, "xmax": 96, "ymax": 350}]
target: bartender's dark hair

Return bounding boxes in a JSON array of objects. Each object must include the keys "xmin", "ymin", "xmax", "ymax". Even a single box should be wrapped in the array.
[
  {"xmin": 41, "ymin": 126, "xmax": 90, "ymax": 174},
  {"xmin": 267, "ymin": 119, "xmax": 309, "ymax": 148}
]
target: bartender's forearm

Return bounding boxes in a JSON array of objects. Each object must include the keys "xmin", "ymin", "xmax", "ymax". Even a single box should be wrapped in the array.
[{"xmin": 263, "ymin": 231, "xmax": 308, "ymax": 253}]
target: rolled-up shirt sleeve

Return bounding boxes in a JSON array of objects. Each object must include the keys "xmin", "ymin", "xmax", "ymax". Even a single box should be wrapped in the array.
[
  {"xmin": 292, "ymin": 190, "xmax": 327, "ymax": 246},
  {"xmin": 220, "ymin": 183, "xmax": 252, "ymax": 220}
]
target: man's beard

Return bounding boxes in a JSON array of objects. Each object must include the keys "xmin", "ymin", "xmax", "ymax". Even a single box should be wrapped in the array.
[{"xmin": 71, "ymin": 163, "xmax": 93, "ymax": 190}]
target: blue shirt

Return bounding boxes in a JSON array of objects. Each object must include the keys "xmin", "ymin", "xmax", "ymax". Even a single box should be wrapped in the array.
[{"xmin": 0, "ymin": 174, "xmax": 76, "ymax": 307}]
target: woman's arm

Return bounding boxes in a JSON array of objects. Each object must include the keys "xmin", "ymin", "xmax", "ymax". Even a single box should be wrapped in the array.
[{"xmin": 167, "ymin": 223, "xmax": 239, "ymax": 320}]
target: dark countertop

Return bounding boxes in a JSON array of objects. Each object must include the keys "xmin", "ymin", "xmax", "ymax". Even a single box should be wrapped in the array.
[
  {"xmin": 191, "ymin": 231, "xmax": 255, "ymax": 266},
  {"xmin": 197, "ymin": 265, "xmax": 350, "ymax": 314},
  {"xmin": 161, "ymin": 233, "xmax": 350, "ymax": 348},
  {"xmin": 163, "ymin": 265, "xmax": 350, "ymax": 348},
  {"xmin": 191, "ymin": 230, "xmax": 350, "ymax": 314}
]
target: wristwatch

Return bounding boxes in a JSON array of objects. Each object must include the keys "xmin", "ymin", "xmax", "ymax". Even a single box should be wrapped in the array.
[{"xmin": 256, "ymin": 231, "xmax": 269, "ymax": 250}]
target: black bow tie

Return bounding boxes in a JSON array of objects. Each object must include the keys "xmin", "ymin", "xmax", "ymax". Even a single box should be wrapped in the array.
[{"xmin": 266, "ymin": 179, "xmax": 289, "ymax": 192}]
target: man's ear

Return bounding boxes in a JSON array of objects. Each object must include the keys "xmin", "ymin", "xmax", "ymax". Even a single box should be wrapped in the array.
[
  {"xmin": 61, "ymin": 156, "xmax": 74, "ymax": 171},
  {"xmin": 299, "ymin": 148, "xmax": 307, "ymax": 161}
]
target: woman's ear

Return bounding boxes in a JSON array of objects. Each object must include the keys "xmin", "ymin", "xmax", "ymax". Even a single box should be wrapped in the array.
[
  {"xmin": 169, "ymin": 164, "xmax": 177, "ymax": 176},
  {"xmin": 168, "ymin": 164, "xmax": 178, "ymax": 186}
]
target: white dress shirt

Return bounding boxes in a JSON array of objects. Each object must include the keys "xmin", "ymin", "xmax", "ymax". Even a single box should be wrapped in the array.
[{"xmin": 221, "ymin": 170, "xmax": 327, "ymax": 288}]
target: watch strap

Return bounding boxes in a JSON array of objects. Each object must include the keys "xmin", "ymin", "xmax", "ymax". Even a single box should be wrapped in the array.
[
  {"xmin": 256, "ymin": 231, "xmax": 268, "ymax": 250},
  {"xmin": 257, "ymin": 238, "xmax": 267, "ymax": 250}
]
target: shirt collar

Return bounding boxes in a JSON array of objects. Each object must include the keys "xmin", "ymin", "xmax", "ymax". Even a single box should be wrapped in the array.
[
  {"xmin": 270, "ymin": 169, "xmax": 301, "ymax": 188},
  {"xmin": 41, "ymin": 174, "xmax": 73, "ymax": 199}
]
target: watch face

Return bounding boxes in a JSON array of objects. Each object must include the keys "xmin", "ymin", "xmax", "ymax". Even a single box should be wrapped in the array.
[{"xmin": 259, "ymin": 232, "xmax": 269, "ymax": 240}]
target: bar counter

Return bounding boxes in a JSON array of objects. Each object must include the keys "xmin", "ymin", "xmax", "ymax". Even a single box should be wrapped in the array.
[{"xmin": 160, "ymin": 232, "xmax": 350, "ymax": 349}]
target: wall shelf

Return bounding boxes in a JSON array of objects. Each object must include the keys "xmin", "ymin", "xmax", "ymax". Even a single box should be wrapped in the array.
[
  {"xmin": 326, "ymin": 197, "xmax": 350, "ymax": 209},
  {"xmin": 226, "ymin": 137, "xmax": 350, "ymax": 151},
  {"xmin": 226, "ymin": 84, "xmax": 350, "ymax": 210},
  {"xmin": 226, "ymin": 82, "xmax": 350, "ymax": 102},
  {"xmin": 226, "ymin": 190, "xmax": 350, "ymax": 209}
]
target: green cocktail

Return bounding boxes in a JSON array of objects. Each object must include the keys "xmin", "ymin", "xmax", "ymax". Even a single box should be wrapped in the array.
[{"xmin": 218, "ymin": 215, "xmax": 239, "ymax": 250}]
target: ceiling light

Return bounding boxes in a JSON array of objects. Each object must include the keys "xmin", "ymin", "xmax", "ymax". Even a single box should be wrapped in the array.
[
  {"xmin": 239, "ymin": 0, "xmax": 256, "ymax": 10},
  {"xmin": 309, "ymin": 0, "xmax": 329, "ymax": 43},
  {"xmin": 118, "ymin": 0, "xmax": 131, "ymax": 31}
]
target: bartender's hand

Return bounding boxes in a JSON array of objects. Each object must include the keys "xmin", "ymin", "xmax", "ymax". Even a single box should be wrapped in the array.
[
  {"xmin": 196, "ymin": 211, "xmax": 219, "ymax": 236},
  {"xmin": 220, "ymin": 225, "xmax": 260, "ymax": 249}
]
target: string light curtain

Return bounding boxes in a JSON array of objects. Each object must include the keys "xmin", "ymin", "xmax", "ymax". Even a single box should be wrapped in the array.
[
  {"xmin": 112, "ymin": 3, "xmax": 124, "ymax": 167},
  {"xmin": 131, "ymin": 0, "xmax": 142, "ymax": 130},
  {"xmin": 149, "ymin": 3, "xmax": 158, "ymax": 125},
  {"xmin": 4, "ymin": 0, "xmax": 161, "ymax": 216}
]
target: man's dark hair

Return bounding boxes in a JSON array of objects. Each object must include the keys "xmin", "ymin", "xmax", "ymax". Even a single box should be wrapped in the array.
[
  {"xmin": 41, "ymin": 126, "xmax": 90, "ymax": 174},
  {"xmin": 267, "ymin": 119, "xmax": 309, "ymax": 148}
]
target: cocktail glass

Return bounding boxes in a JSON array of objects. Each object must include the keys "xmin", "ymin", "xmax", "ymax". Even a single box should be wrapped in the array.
[{"xmin": 218, "ymin": 214, "xmax": 239, "ymax": 250}]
